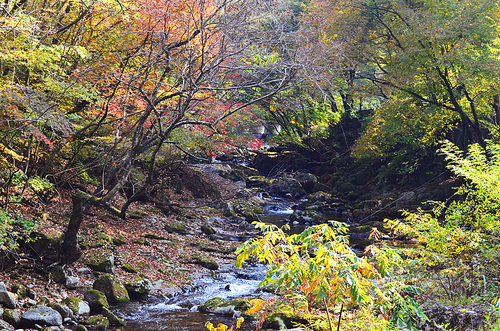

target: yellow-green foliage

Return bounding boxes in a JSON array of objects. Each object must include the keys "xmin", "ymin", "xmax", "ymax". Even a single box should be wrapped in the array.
[
  {"xmin": 388, "ymin": 140, "xmax": 500, "ymax": 304},
  {"xmin": 236, "ymin": 222, "xmax": 426, "ymax": 330}
]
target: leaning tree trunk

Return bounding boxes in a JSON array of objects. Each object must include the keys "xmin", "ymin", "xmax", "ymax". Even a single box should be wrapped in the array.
[{"xmin": 59, "ymin": 190, "xmax": 88, "ymax": 264}]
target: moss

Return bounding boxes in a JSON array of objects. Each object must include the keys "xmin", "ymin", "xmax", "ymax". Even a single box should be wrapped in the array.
[
  {"xmin": 132, "ymin": 238, "xmax": 151, "ymax": 246},
  {"xmin": 164, "ymin": 222, "xmax": 187, "ymax": 235},
  {"xmin": 121, "ymin": 262, "xmax": 138, "ymax": 273},
  {"xmin": 198, "ymin": 297, "xmax": 227, "ymax": 313},
  {"xmin": 112, "ymin": 235, "xmax": 126, "ymax": 246},
  {"xmin": 102, "ymin": 307, "xmax": 126, "ymax": 326},
  {"xmin": 192, "ymin": 255, "xmax": 218, "ymax": 270},
  {"xmin": 85, "ymin": 316, "xmax": 109, "ymax": 330},
  {"xmin": 143, "ymin": 233, "xmax": 165, "ymax": 240},
  {"xmin": 190, "ymin": 240, "xmax": 218, "ymax": 252}
]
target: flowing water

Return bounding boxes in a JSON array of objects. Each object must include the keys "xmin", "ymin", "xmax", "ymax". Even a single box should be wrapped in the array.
[
  {"xmin": 115, "ymin": 199, "xmax": 351, "ymax": 330},
  {"xmin": 114, "ymin": 201, "xmax": 298, "ymax": 331}
]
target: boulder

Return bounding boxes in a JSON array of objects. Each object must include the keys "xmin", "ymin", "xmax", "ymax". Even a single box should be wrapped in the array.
[
  {"xmin": 62, "ymin": 297, "xmax": 90, "ymax": 316},
  {"xmin": 124, "ymin": 279, "xmax": 152, "ymax": 300},
  {"xmin": 84, "ymin": 289, "xmax": 109, "ymax": 313},
  {"xmin": 93, "ymin": 274, "xmax": 130, "ymax": 305},
  {"xmin": 191, "ymin": 255, "xmax": 219, "ymax": 270},
  {"xmin": 21, "ymin": 305, "xmax": 63, "ymax": 327},
  {"xmin": 0, "ymin": 291, "xmax": 17, "ymax": 308},
  {"xmin": 0, "ymin": 282, "xmax": 7, "ymax": 292}
]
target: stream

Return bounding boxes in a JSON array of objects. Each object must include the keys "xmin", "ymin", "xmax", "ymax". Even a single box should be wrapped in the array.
[{"xmin": 115, "ymin": 199, "xmax": 301, "ymax": 331}]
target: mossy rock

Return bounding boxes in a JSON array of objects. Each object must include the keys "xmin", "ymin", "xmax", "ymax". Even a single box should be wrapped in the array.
[
  {"xmin": 191, "ymin": 255, "xmax": 218, "ymax": 270},
  {"xmin": 124, "ymin": 278, "xmax": 152, "ymax": 300},
  {"xmin": 190, "ymin": 241, "xmax": 218, "ymax": 253},
  {"xmin": 198, "ymin": 297, "xmax": 256, "ymax": 317},
  {"xmin": 85, "ymin": 316, "xmax": 109, "ymax": 330},
  {"xmin": 164, "ymin": 222, "xmax": 187, "ymax": 235},
  {"xmin": 111, "ymin": 236, "xmax": 126, "ymax": 246},
  {"xmin": 121, "ymin": 262, "xmax": 138, "ymax": 273},
  {"xmin": 62, "ymin": 297, "xmax": 90, "ymax": 316},
  {"xmin": 83, "ymin": 251, "xmax": 115, "ymax": 274},
  {"xmin": 143, "ymin": 233, "xmax": 165, "ymax": 240},
  {"xmin": 3, "ymin": 308, "xmax": 20, "ymax": 327},
  {"xmin": 198, "ymin": 297, "xmax": 227, "ymax": 313},
  {"xmin": 102, "ymin": 307, "xmax": 126, "ymax": 327},
  {"xmin": 84, "ymin": 289, "xmax": 109, "ymax": 313},
  {"xmin": 93, "ymin": 274, "xmax": 130, "ymax": 305},
  {"xmin": 90, "ymin": 232, "xmax": 111, "ymax": 248},
  {"xmin": 200, "ymin": 225, "xmax": 215, "ymax": 236}
]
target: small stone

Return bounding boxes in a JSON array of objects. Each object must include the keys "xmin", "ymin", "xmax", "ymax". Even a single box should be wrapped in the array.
[
  {"xmin": 27, "ymin": 299, "xmax": 37, "ymax": 306},
  {"xmin": 0, "ymin": 282, "xmax": 7, "ymax": 292},
  {"xmin": 65, "ymin": 277, "xmax": 79, "ymax": 290}
]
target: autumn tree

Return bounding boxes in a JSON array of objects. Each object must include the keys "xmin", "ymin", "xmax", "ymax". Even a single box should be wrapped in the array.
[{"xmin": 58, "ymin": 0, "xmax": 297, "ymax": 263}]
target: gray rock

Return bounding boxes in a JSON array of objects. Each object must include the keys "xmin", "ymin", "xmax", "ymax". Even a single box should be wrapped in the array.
[
  {"xmin": 21, "ymin": 305, "xmax": 62, "ymax": 327},
  {"xmin": 61, "ymin": 297, "xmax": 90, "ymax": 316},
  {"xmin": 26, "ymin": 299, "xmax": 37, "ymax": 306},
  {"xmin": 0, "ymin": 282, "xmax": 7, "ymax": 292},
  {"xmin": 0, "ymin": 291, "xmax": 17, "ymax": 308},
  {"xmin": 295, "ymin": 173, "xmax": 318, "ymax": 193},
  {"xmin": 270, "ymin": 176, "xmax": 307, "ymax": 198},
  {"xmin": 49, "ymin": 303, "xmax": 75, "ymax": 320},
  {"xmin": 84, "ymin": 252, "xmax": 115, "ymax": 274},
  {"xmin": 65, "ymin": 277, "xmax": 79, "ymax": 290}
]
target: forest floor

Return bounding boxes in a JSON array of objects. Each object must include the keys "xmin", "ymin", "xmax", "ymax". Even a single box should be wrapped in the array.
[{"xmin": 1, "ymin": 164, "xmax": 258, "ymax": 307}]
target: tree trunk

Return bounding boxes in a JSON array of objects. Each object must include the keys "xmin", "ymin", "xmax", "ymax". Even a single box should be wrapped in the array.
[{"xmin": 59, "ymin": 190, "xmax": 88, "ymax": 264}]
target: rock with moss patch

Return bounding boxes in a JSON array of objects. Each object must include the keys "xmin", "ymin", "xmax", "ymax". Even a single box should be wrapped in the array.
[
  {"xmin": 3, "ymin": 308, "xmax": 20, "ymax": 327},
  {"xmin": 62, "ymin": 297, "xmax": 90, "ymax": 316},
  {"xmin": 112, "ymin": 236, "xmax": 126, "ymax": 246},
  {"xmin": 75, "ymin": 324, "xmax": 88, "ymax": 331},
  {"xmin": 191, "ymin": 255, "xmax": 218, "ymax": 270},
  {"xmin": 143, "ymin": 233, "xmax": 165, "ymax": 240},
  {"xmin": 164, "ymin": 222, "xmax": 187, "ymax": 235},
  {"xmin": 84, "ymin": 290, "xmax": 109, "ymax": 313},
  {"xmin": 84, "ymin": 251, "xmax": 115, "ymax": 274},
  {"xmin": 121, "ymin": 262, "xmax": 138, "ymax": 273},
  {"xmin": 21, "ymin": 305, "xmax": 62, "ymax": 327},
  {"xmin": 93, "ymin": 274, "xmax": 130, "ymax": 305},
  {"xmin": 132, "ymin": 238, "xmax": 151, "ymax": 246},
  {"xmin": 84, "ymin": 316, "xmax": 109, "ymax": 330},
  {"xmin": 124, "ymin": 279, "xmax": 152, "ymax": 300},
  {"xmin": 102, "ymin": 307, "xmax": 126, "ymax": 326},
  {"xmin": 198, "ymin": 297, "xmax": 227, "ymax": 313},
  {"xmin": 198, "ymin": 297, "xmax": 255, "ymax": 318},
  {"xmin": 200, "ymin": 224, "xmax": 215, "ymax": 235}
]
